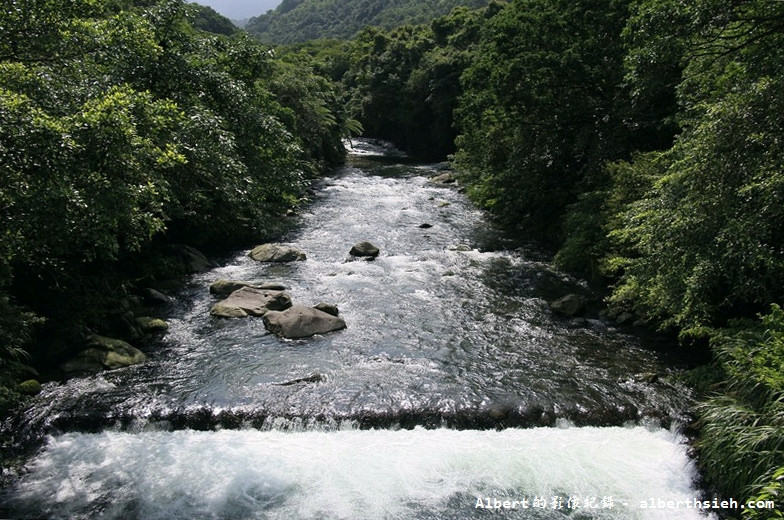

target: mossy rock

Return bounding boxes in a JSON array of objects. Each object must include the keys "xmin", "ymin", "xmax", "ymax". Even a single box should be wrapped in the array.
[
  {"xmin": 17, "ymin": 379, "xmax": 42, "ymax": 396},
  {"xmin": 135, "ymin": 316, "xmax": 169, "ymax": 333},
  {"xmin": 61, "ymin": 334, "xmax": 146, "ymax": 375}
]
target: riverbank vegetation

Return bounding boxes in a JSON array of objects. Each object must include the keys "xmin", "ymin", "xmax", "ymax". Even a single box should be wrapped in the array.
[{"xmin": 0, "ymin": 0, "xmax": 350, "ymax": 410}]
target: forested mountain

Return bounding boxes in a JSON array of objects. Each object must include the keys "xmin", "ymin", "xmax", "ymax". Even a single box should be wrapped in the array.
[
  {"xmin": 186, "ymin": 3, "xmax": 239, "ymax": 35},
  {"xmin": 245, "ymin": 0, "xmax": 490, "ymax": 43}
]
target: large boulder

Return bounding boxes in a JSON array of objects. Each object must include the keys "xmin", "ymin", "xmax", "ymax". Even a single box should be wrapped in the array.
[
  {"xmin": 249, "ymin": 244, "xmax": 306, "ymax": 263},
  {"xmin": 263, "ymin": 305, "xmax": 347, "ymax": 339},
  {"xmin": 61, "ymin": 334, "xmax": 146, "ymax": 375},
  {"xmin": 139, "ymin": 288, "xmax": 173, "ymax": 306},
  {"xmin": 429, "ymin": 172, "xmax": 456, "ymax": 184},
  {"xmin": 549, "ymin": 294, "xmax": 588, "ymax": 317},
  {"xmin": 349, "ymin": 241, "xmax": 380, "ymax": 258},
  {"xmin": 209, "ymin": 279, "xmax": 287, "ymax": 297},
  {"xmin": 171, "ymin": 244, "xmax": 213, "ymax": 273},
  {"xmin": 210, "ymin": 287, "xmax": 292, "ymax": 318}
]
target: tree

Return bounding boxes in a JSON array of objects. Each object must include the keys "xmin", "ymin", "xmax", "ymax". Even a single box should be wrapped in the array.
[
  {"xmin": 454, "ymin": 0, "xmax": 632, "ymax": 238},
  {"xmin": 606, "ymin": 0, "xmax": 784, "ymax": 329}
]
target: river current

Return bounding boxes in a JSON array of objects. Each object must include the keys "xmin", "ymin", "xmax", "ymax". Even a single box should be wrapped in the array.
[{"xmin": 1, "ymin": 140, "xmax": 712, "ymax": 519}]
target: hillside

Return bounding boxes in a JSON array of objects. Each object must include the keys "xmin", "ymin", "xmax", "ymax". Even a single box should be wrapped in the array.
[{"xmin": 246, "ymin": 0, "xmax": 490, "ymax": 43}]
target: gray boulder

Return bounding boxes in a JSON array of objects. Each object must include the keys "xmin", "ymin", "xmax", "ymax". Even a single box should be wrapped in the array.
[
  {"xmin": 61, "ymin": 334, "xmax": 146, "ymax": 375},
  {"xmin": 263, "ymin": 305, "xmax": 347, "ymax": 339},
  {"xmin": 210, "ymin": 287, "xmax": 292, "ymax": 318},
  {"xmin": 549, "ymin": 294, "xmax": 588, "ymax": 317},
  {"xmin": 140, "ymin": 288, "xmax": 172, "ymax": 306},
  {"xmin": 209, "ymin": 279, "xmax": 287, "ymax": 296},
  {"xmin": 314, "ymin": 302, "xmax": 339, "ymax": 316},
  {"xmin": 349, "ymin": 241, "xmax": 380, "ymax": 258},
  {"xmin": 430, "ymin": 172, "xmax": 456, "ymax": 184},
  {"xmin": 249, "ymin": 244, "xmax": 306, "ymax": 263}
]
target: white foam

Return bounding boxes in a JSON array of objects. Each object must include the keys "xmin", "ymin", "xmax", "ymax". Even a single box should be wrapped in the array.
[{"xmin": 7, "ymin": 426, "xmax": 714, "ymax": 519}]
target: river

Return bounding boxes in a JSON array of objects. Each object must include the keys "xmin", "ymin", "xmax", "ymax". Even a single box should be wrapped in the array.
[{"xmin": 1, "ymin": 140, "xmax": 712, "ymax": 519}]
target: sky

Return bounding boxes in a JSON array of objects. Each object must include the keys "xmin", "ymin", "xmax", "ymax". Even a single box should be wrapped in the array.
[{"xmin": 192, "ymin": 0, "xmax": 283, "ymax": 20}]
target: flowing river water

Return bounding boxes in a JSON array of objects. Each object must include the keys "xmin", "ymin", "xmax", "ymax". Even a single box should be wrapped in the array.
[{"xmin": 1, "ymin": 140, "xmax": 713, "ymax": 519}]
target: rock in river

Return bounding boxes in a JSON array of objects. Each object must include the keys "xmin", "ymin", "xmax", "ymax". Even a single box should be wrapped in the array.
[
  {"xmin": 170, "ymin": 244, "xmax": 213, "ymax": 273},
  {"xmin": 429, "ymin": 172, "xmax": 456, "ymax": 184},
  {"xmin": 17, "ymin": 379, "xmax": 42, "ymax": 396},
  {"xmin": 314, "ymin": 302, "xmax": 340, "ymax": 317},
  {"xmin": 249, "ymin": 244, "xmax": 306, "ymax": 262},
  {"xmin": 135, "ymin": 316, "xmax": 169, "ymax": 333},
  {"xmin": 349, "ymin": 241, "xmax": 380, "ymax": 258},
  {"xmin": 61, "ymin": 334, "xmax": 146, "ymax": 375},
  {"xmin": 210, "ymin": 287, "xmax": 293, "ymax": 318},
  {"xmin": 263, "ymin": 305, "xmax": 347, "ymax": 339},
  {"xmin": 209, "ymin": 279, "xmax": 287, "ymax": 296},
  {"xmin": 549, "ymin": 294, "xmax": 588, "ymax": 317}
]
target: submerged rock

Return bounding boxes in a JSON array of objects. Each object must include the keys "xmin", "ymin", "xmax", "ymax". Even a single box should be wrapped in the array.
[
  {"xmin": 263, "ymin": 305, "xmax": 347, "ymax": 339},
  {"xmin": 274, "ymin": 373, "xmax": 326, "ymax": 386},
  {"xmin": 349, "ymin": 241, "xmax": 380, "ymax": 258},
  {"xmin": 634, "ymin": 372, "xmax": 660, "ymax": 384},
  {"xmin": 249, "ymin": 244, "xmax": 306, "ymax": 263},
  {"xmin": 210, "ymin": 287, "xmax": 293, "ymax": 319},
  {"xmin": 549, "ymin": 294, "xmax": 587, "ymax": 317},
  {"xmin": 61, "ymin": 334, "xmax": 146, "ymax": 375}
]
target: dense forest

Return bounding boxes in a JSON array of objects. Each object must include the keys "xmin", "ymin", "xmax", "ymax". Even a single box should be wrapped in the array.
[
  {"xmin": 245, "ymin": 0, "xmax": 489, "ymax": 43},
  {"xmin": 1, "ymin": 0, "xmax": 783, "ymax": 516}
]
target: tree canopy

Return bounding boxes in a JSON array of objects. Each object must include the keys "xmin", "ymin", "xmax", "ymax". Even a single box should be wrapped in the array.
[{"xmin": 245, "ymin": 0, "xmax": 489, "ymax": 44}]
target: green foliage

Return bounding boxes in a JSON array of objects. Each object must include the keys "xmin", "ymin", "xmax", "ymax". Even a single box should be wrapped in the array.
[
  {"xmin": 604, "ymin": 0, "xmax": 784, "ymax": 329},
  {"xmin": 185, "ymin": 3, "xmax": 237, "ymax": 35},
  {"xmin": 341, "ymin": 5, "xmax": 489, "ymax": 159},
  {"xmin": 454, "ymin": 0, "xmax": 632, "ymax": 238},
  {"xmin": 556, "ymin": 152, "xmax": 665, "ymax": 282},
  {"xmin": 696, "ymin": 306, "xmax": 784, "ymax": 504},
  {"xmin": 743, "ymin": 467, "xmax": 784, "ymax": 519},
  {"xmin": 0, "ymin": 294, "xmax": 41, "ymax": 413},
  {"xmin": 245, "ymin": 0, "xmax": 489, "ymax": 44}
]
